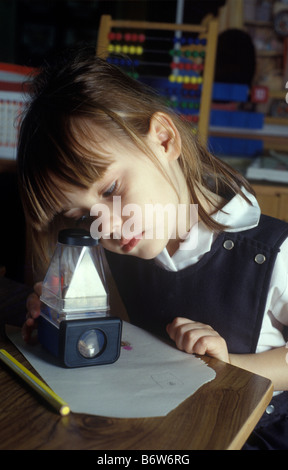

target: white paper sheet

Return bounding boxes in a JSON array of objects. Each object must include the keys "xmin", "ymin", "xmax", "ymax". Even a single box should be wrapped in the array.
[{"xmin": 6, "ymin": 322, "xmax": 216, "ymax": 418}]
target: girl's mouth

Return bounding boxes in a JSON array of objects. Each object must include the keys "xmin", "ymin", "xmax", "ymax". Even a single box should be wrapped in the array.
[{"xmin": 120, "ymin": 233, "xmax": 143, "ymax": 253}]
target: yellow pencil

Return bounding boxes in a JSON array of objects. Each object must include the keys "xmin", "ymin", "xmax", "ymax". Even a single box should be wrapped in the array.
[{"xmin": 0, "ymin": 349, "xmax": 70, "ymax": 416}]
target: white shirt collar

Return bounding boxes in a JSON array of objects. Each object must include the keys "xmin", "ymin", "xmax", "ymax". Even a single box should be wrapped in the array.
[{"xmin": 155, "ymin": 187, "xmax": 261, "ymax": 271}]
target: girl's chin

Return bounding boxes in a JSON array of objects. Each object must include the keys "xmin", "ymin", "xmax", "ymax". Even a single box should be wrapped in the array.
[{"xmin": 128, "ymin": 239, "xmax": 170, "ymax": 260}]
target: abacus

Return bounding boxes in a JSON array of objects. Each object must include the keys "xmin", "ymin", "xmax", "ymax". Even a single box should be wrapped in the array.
[{"xmin": 97, "ymin": 15, "xmax": 218, "ymax": 143}]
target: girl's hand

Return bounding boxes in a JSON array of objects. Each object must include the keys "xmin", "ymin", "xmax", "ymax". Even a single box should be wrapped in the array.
[
  {"xmin": 22, "ymin": 281, "xmax": 42, "ymax": 343},
  {"xmin": 166, "ymin": 317, "xmax": 229, "ymax": 363}
]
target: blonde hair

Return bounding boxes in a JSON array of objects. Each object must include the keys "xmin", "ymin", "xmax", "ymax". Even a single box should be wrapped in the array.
[{"xmin": 18, "ymin": 47, "xmax": 254, "ymax": 276}]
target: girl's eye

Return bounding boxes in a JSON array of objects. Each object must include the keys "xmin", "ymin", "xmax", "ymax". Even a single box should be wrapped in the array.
[{"xmin": 103, "ymin": 181, "xmax": 117, "ymax": 198}]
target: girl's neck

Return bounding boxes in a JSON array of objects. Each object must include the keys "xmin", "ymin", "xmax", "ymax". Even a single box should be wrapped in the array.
[
  {"xmin": 166, "ymin": 186, "xmax": 226, "ymax": 258},
  {"xmin": 198, "ymin": 186, "xmax": 227, "ymax": 216}
]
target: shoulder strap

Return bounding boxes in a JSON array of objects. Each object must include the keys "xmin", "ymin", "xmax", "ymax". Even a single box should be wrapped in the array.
[{"xmin": 227, "ymin": 214, "xmax": 288, "ymax": 250}]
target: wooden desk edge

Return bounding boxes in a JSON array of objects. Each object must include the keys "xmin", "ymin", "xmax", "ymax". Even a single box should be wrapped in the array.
[
  {"xmin": 197, "ymin": 356, "xmax": 274, "ymax": 450},
  {"xmin": 227, "ymin": 379, "xmax": 274, "ymax": 450},
  {"xmin": 0, "ymin": 330, "xmax": 275, "ymax": 450}
]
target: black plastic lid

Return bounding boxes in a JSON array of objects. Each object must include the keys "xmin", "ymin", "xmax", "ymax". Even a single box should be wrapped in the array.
[{"xmin": 58, "ymin": 229, "xmax": 99, "ymax": 246}]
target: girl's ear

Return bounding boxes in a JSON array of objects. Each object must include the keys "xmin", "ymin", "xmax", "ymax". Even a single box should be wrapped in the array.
[{"xmin": 148, "ymin": 112, "xmax": 181, "ymax": 161}]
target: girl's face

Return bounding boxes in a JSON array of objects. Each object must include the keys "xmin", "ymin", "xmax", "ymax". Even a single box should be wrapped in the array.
[{"xmin": 60, "ymin": 114, "xmax": 192, "ymax": 259}]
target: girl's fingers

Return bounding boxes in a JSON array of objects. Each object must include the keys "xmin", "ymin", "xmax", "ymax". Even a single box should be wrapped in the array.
[
  {"xmin": 166, "ymin": 317, "xmax": 229, "ymax": 362},
  {"xmin": 26, "ymin": 282, "xmax": 43, "ymax": 319}
]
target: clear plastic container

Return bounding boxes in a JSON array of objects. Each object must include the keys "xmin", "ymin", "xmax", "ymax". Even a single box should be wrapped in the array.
[{"xmin": 40, "ymin": 229, "xmax": 109, "ymax": 325}]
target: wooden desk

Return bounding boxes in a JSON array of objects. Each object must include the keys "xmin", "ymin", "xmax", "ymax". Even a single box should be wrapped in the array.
[{"xmin": 0, "ymin": 278, "xmax": 273, "ymax": 450}]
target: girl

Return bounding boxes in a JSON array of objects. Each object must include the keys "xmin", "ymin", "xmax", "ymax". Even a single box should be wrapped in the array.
[{"xmin": 18, "ymin": 48, "xmax": 288, "ymax": 449}]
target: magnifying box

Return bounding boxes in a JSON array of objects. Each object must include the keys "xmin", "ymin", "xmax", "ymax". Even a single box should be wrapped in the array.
[{"xmin": 38, "ymin": 229, "xmax": 122, "ymax": 368}]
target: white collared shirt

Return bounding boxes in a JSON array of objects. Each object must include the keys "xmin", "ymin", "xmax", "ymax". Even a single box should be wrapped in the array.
[{"xmin": 156, "ymin": 188, "xmax": 288, "ymax": 353}]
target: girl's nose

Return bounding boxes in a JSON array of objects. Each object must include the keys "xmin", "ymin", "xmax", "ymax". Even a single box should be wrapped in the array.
[
  {"xmin": 102, "ymin": 212, "xmax": 122, "ymax": 239},
  {"xmin": 90, "ymin": 201, "xmax": 122, "ymax": 240}
]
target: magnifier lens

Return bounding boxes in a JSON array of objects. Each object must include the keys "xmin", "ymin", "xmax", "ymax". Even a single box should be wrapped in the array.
[{"xmin": 77, "ymin": 329, "xmax": 106, "ymax": 358}]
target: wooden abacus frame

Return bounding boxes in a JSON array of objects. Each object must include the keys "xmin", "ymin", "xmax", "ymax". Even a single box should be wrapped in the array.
[{"xmin": 96, "ymin": 14, "xmax": 218, "ymax": 143}]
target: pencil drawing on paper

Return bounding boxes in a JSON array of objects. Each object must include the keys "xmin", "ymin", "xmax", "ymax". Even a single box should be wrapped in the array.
[{"xmin": 151, "ymin": 372, "xmax": 184, "ymax": 388}]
